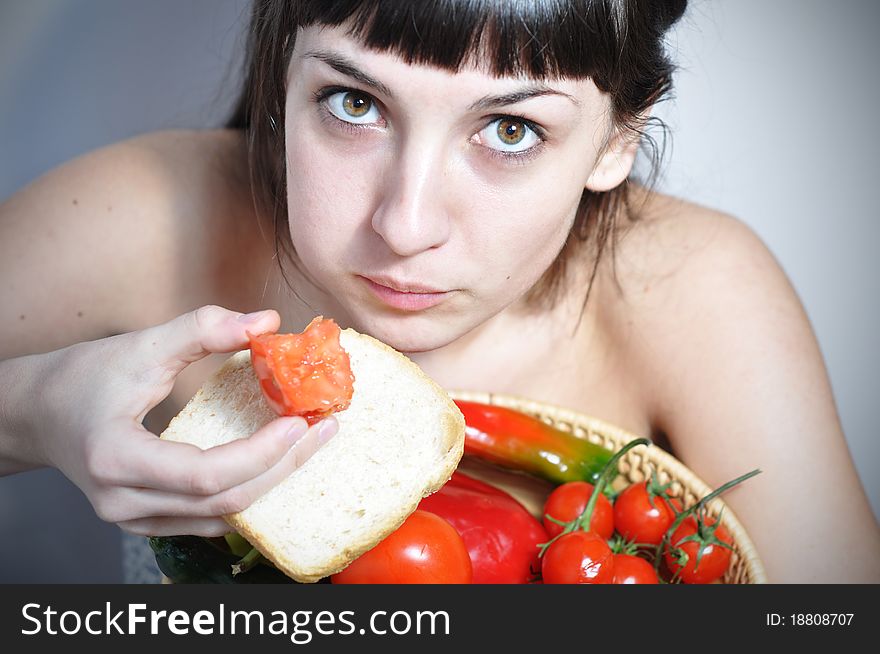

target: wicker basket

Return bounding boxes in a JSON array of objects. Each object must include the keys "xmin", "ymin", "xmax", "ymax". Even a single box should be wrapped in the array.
[{"xmin": 450, "ymin": 390, "xmax": 767, "ymax": 584}]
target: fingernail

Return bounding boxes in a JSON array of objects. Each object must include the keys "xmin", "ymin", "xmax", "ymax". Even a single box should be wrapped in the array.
[
  {"xmin": 285, "ymin": 419, "xmax": 308, "ymax": 445},
  {"xmin": 236, "ymin": 310, "xmax": 269, "ymax": 324},
  {"xmin": 318, "ymin": 417, "xmax": 339, "ymax": 445}
]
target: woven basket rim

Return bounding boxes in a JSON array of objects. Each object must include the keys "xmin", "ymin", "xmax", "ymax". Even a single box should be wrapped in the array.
[{"xmin": 450, "ymin": 389, "xmax": 768, "ymax": 584}]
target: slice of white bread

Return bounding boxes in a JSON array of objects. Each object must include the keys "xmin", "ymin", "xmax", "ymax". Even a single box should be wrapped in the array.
[{"xmin": 159, "ymin": 328, "xmax": 465, "ymax": 582}]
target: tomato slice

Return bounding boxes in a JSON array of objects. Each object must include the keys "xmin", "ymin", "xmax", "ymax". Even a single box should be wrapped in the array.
[{"xmin": 248, "ymin": 316, "xmax": 355, "ymax": 424}]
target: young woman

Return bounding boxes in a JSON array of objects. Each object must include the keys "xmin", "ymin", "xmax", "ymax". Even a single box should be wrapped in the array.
[{"xmin": 1, "ymin": 0, "xmax": 877, "ymax": 583}]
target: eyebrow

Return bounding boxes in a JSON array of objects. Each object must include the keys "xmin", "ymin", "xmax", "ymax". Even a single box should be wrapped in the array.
[
  {"xmin": 468, "ymin": 87, "xmax": 581, "ymax": 112},
  {"xmin": 304, "ymin": 49, "xmax": 396, "ymax": 99},
  {"xmin": 303, "ymin": 49, "xmax": 580, "ymax": 111}
]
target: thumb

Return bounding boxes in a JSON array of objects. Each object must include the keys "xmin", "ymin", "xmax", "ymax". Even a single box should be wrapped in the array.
[{"xmin": 138, "ymin": 304, "xmax": 280, "ymax": 373}]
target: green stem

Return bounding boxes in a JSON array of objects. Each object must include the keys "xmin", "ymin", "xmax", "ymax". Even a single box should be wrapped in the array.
[
  {"xmin": 577, "ymin": 438, "xmax": 650, "ymax": 531},
  {"xmin": 653, "ymin": 468, "xmax": 762, "ymax": 576},
  {"xmin": 231, "ymin": 546, "xmax": 264, "ymax": 576},
  {"xmin": 224, "ymin": 532, "xmax": 253, "ymax": 558}
]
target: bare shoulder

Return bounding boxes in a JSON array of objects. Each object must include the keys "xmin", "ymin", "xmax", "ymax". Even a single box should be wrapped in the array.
[
  {"xmin": 612, "ymin": 190, "xmax": 792, "ymax": 314},
  {"xmin": 0, "ymin": 128, "xmax": 261, "ymax": 359},
  {"xmin": 603, "ymin": 189, "xmax": 820, "ymax": 425}
]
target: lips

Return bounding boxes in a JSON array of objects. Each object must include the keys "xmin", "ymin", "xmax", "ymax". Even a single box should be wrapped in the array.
[
  {"xmin": 359, "ymin": 275, "xmax": 451, "ymax": 311},
  {"xmin": 362, "ymin": 275, "xmax": 446, "ymax": 294}
]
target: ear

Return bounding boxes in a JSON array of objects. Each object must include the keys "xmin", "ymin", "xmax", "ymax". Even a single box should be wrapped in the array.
[{"xmin": 585, "ymin": 120, "xmax": 645, "ymax": 193}]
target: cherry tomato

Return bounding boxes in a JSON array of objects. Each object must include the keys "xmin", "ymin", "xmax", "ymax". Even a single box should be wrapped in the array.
[
  {"xmin": 541, "ymin": 531, "xmax": 614, "ymax": 584},
  {"xmin": 664, "ymin": 515, "xmax": 732, "ymax": 584},
  {"xmin": 612, "ymin": 481, "xmax": 676, "ymax": 545},
  {"xmin": 612, "ymin": 554, "xmax": 659, "ymax": 584},
  {"xmin": 331, "ymin": 510, "xmax": 473, "ymax": 584},
  {"xmin": 248, "ymin": 316, "xmax": 354, "ymax": 424},
  {"xmin": 542, "ymin": 481, "xmax": 614, "ymax": 540}
]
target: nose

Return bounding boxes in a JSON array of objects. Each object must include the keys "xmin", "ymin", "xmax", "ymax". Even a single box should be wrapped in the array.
[{"xmin": 370, "ymin": 139, "xmax": 452, "ymax": 257}]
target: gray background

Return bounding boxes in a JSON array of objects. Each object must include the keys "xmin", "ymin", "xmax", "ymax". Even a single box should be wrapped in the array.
[{"xmin": 1, "ymin": 1, "xmax": 877, "ymax": 582}]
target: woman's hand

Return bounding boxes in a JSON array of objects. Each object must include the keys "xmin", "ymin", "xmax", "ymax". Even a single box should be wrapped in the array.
[{"xmin": 16, "ymin": 304, "xmax": 338, "ymax": 537}]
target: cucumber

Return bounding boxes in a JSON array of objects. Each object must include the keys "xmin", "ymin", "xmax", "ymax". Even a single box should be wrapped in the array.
[{"xmin": 148, "ymin": 535, "xmax": 310, "ymax": 584}]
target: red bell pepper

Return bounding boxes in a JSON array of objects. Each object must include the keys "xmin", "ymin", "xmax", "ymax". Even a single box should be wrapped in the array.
[
  {"xmin": 418, "ymin": 471, "xmax": 548, "ymax": 584},
  {"xmin": 454, "ymin": 400, "xmax": 614, "ymax": 485}
]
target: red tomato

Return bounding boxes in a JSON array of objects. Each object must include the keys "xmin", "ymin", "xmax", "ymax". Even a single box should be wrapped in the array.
[
  {"xmin": 248, "ymin": 316, "xmax": 354, "ymax": 424},
  {"xmin": 419, "ymin": 471, "xmax": 547, "ymax": 583},
  {"xmin": 612, "ymin": 554, "xmax": 659, "ymax": 584},
  {"xmin": 664, "ymin": 515, "xmax": 732, "ymax": 584},
  {"xmin": 612, "ymin": 481, "xmax": 676, "ymax": 545},
  {"xmin": 542, "ymin": 481, "xmax": 614, "ymax": 540},
  {"xmin": 331, "ymin": 510, "xmax": 472, "ymax": 584},
  {"xmin": 541, "ymin": 531, "xmax": 614, "ymax": 584}
]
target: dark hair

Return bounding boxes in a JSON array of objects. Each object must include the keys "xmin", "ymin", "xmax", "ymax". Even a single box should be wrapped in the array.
[{"xmin": 226, "ymin": 0, "xmax": 687, "ymax": 313}]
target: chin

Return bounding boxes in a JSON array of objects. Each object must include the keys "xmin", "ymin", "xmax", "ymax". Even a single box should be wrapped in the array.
[{"xmin": 347, "ymin": 311, "xmax": 465, "ymax": 354}]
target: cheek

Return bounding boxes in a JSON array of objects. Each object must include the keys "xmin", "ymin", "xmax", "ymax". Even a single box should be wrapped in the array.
[
  {"xmin": 461, "ymin": 169, "xmax": 581, "ymax": 283},
  {"xmin": 284, "ymin": 131, "xmax": 378, "ymax": 263},
  {"xmin": 463, "ymin": 139, "xmax": 589, "ymax": 244}
]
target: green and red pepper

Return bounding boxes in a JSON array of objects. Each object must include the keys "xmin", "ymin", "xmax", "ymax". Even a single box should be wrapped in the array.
[{"xmin": 454, "ymin": 400, "xmax": 614, "ymax": 485}]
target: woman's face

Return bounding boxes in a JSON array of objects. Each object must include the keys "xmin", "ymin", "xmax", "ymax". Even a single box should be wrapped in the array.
[{"xmin": 284, "ymin": 25, "xmax": 615, "ymax": 353}]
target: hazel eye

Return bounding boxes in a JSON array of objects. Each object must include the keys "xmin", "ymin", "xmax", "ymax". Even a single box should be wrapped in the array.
[
  {"xmin": 478, "ymin": 118, "xmax": 541, "ymax": 153},
  {"xmin": 325, "ymin": 90, "xmax": 382, "ymax": 124},
  {"xmin": 497, "ymin": 119, "xmax": 527, "ymax": 145}
]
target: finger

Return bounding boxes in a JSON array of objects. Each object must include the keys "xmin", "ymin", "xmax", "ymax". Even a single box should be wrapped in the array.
[
  {"xmin": 136, "ymin": 304, "xmax": 280, "ymax": 374},
  {"xmin": 104, "ymin": 415, "xmax": 310, "ymax": 494},
  {"xmin": 117, "ymin": 516, "xmax": 233, "ymax": 538},
  {"xmin": 105, "ymin": 417, "xmax": 340, "ymax": 520}
]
